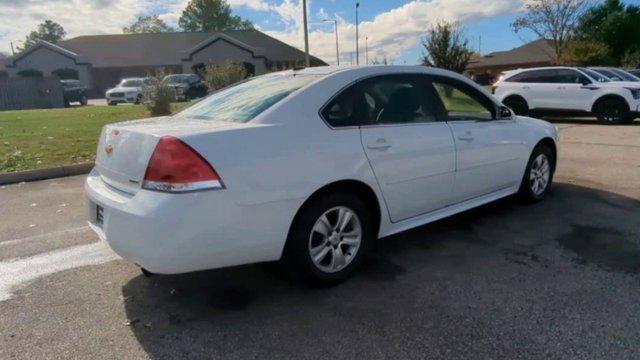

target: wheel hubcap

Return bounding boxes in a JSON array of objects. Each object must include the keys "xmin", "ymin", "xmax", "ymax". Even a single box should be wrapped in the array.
[
  {"xmin": 530, "ymin": 154, "xmax": 550, "ymax": 196},
  {"xmin": 308, "ymin": 206, "xmax": 362, "ymax": 273}
]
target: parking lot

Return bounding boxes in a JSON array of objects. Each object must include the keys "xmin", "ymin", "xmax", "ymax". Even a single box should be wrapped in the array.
[{"xmin": 1, "ymin": 119, "xmax": 639, "ymax": 359}]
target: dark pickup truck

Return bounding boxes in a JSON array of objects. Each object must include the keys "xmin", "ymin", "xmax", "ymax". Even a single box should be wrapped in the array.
[{"xmin": 61, "ymin": 80, "xmax": 89, "ymax": 107}]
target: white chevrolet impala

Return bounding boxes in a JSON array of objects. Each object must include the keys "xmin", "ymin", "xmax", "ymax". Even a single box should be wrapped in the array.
[{"xmin": 86, "ymin": 66, "xmax": 558, "ymax": 284}]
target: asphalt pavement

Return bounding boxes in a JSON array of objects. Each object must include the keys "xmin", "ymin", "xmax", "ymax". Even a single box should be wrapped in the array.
[{"xmin": 1, "ymin": 119, "xmax": 639, "ymax": 359}]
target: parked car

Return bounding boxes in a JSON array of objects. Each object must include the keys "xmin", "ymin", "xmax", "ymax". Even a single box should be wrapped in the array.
[
  {"xmin": 60, "ymin": 80, "xmax": 89, "ymax": 107},
  {"xmin": 106, "ymin": 78, "xmax": 149, "ymax": 105},
  {"xmin": 588, "ymin": 67, "xmax": 640, "ymax": 82},
  {"xmin": 86, "ymin": 66, "xmax": 558, "ymax": 284},
  {"xmin": 494, "ymin": 66, "xmax": 640, "ymax": 124},
  {"xmin": 162, "ymin": 74, "xmax": 208, "ymax": 101},
  {"xmin": 628, "ymin": 69, "xmax": 640, "ymax": 78}
]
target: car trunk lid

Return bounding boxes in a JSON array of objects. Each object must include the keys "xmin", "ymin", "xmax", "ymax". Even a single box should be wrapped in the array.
[{"xmin": 95, "ymin": 116, "xmax": 241, "ymax": 194}]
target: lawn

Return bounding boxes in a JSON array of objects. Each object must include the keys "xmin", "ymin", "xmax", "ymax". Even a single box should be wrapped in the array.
[{"xmin": 0, "ymin": 103, "xmax": 191, "ymax": 173}]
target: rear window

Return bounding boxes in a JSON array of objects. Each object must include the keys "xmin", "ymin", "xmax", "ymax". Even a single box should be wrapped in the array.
[
  {"xmin": 176, "ymin": 73, "xmax": 320, "ymax": 122},
  {"xmin": 505, "ymin": 69, "xmax": 557, "ymax": 83}
]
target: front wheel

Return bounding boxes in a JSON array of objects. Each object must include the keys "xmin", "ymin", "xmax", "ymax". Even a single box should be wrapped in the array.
[
  {"xmin": 503, "ymin": 97, "xmax": 529, "ymax": 116},
  {"xmin": 282, "ymin": 193, "xmax": 374, "ymax": 285},
  {"xmin": 518, "ymin": 144, "xmax": 555, "ymax": 202},
  {"xmin": 80, "ymin": 95, "xmax": 88, "ymax": 106}
]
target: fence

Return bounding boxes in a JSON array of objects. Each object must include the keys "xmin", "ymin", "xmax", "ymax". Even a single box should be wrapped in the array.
[{"xmin": 0, "ymin": 77, "xmax": 64, "ymax": 110}]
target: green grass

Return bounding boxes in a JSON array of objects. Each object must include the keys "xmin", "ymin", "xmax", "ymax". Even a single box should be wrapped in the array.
[{"xmin": 0, "ymin": 103, "xmax": 191, "ymax": 173}]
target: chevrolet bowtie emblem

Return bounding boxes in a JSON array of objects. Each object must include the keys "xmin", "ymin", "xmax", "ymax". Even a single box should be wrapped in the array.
[{"xmin": 105, "ymin": 144, "xmax": 113, "ymax": 155}]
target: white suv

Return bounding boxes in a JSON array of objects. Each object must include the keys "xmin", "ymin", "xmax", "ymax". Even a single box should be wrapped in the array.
[
  {"xmin": 493, "ymin": 66, "xmax": 640, "ymax": 124},
  {"xmin": 105, "ymin": 78, "xmax": 149, "ymax": 105}
]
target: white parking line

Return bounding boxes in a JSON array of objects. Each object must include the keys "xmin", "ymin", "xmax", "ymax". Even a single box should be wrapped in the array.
[
  {"xmin": 0, "ymin": 241, "xmax": 120, "ymax": 302},
  {"xmin": 0, "ymin": 226, "xmax": 90, "ymax": 247}
]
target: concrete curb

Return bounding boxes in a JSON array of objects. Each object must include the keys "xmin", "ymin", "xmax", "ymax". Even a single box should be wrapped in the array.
[{"xmin": 0, "ymin": 163, "xmax": 94, "ymax": 185}]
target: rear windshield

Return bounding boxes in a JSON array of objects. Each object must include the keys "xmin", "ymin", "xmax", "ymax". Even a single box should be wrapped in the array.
[{"xmin": 176, "ymin": 73, "xmax": 321, "ymax": 122}]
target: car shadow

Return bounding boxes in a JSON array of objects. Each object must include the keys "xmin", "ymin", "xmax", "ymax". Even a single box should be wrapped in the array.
[{"xmin": 121, "ymin": 183, "xmax": 639, "ymax": 359}]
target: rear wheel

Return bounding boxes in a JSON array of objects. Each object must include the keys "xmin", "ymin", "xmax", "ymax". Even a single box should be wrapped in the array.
[
  {"xmin": 282, "ymin": 192, "xmax": 373, "ymax": 285},
  {"xmin": 518, "ymin": 144, "xmax": 555, "ymax": 202},
  {"xmin": 503, "ymin": 97, "xmax": 529, "ymax": 116},
  {"xmin": 80, "ymin": 95, "xmax": 88, "ymax": 106},
  {"xmin": 108, "ymin": 101, "xmax": 117, "ymax": 106},
  {"xmin": 594, "ymin": 99, "xmax": 631, "ymax": 124}
]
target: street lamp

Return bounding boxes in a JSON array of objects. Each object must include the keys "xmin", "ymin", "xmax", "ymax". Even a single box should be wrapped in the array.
[
  {"xmin": 365, "ymin": 36, "xmax": 369, "ymax": 65},
  {"xmin": 323, "ymin": 19, "xmax": 339, "ymax": 66},
  {"xmin": 302, "ymin": 0, "xmax": 310, "ymax": 67},
  {"xmin": 355, "ymin": 2, "xmax": 360, "ymax": 65}
]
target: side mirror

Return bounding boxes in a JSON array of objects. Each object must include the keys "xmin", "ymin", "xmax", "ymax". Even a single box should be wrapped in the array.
[{"xmin": 498, "ymin": 105, "xmax": 514, "ymax": 119}]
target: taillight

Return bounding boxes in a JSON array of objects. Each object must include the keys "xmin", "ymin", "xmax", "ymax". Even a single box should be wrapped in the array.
[{"xmin": 142, "ymin": 136, "xmax": 224, "ymax": 193}]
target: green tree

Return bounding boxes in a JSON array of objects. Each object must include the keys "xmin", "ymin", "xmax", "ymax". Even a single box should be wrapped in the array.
[
  {"xmin": 18, "ymin": 20, "xmax": 66, "ymax": 52},
  {"xmin": 560, "ymin": 40, "xmax": 613, "ymax": 66},
  {"xmin": 512, "ymin": 0, "xmax": 590, "ymax": 61},
  {"xmin": 178, "ymin": 0, "xmax": 254, "ymax": 32},
  {"xmin": 574, "ymin": 0, "xmax": 640, "ymax": 64},
  {"xmin": 123, "ymin": 15, "xmax": 175, "ymax": 33},
  {"xmin": 421, "ymin": 22, "xmax": 472, "ymax": 73}
]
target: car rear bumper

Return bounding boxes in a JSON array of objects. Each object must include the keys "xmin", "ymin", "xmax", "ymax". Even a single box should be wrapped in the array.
[{"xmin": 84, "ymin": 169, "xmax": 295, "ymax": 274}]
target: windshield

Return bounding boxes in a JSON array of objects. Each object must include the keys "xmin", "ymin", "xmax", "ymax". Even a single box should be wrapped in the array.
[
  {"xmin": 611, "ymin": 68, "xmax": 640, "ymax": 82},
  {"xmin": 176, "ymin": 73, "xmax": 321, "ymax": 122},
  {"xmin": 163, "ymin": 75, "xmax": 190, "ymax": 84},
  {"xmin": 579, "ymin": 68, "xmax": 610, "ymax": 82},
  {"xmin": 120, "ymin": 79, "xmax": 143, "ymax": 87},
  {"xmin": 592, "ymin": 68, "xmax": 619, "ymax": 80}
]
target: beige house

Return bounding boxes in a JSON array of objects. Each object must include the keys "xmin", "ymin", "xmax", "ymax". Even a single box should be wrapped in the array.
[
  {"xmin": 1, "ymin": 30, "xmax": 326, "ymax": 97},
  {"xmin": 466, "ymin": 39, "xmax": 557, "ymax": 84}
]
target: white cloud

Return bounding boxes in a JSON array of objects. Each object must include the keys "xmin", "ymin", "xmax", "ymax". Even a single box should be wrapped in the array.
[
  {"xmin": 0, "ymin": 0, "xmax": 150, "ymax": 54},
  {"xmin": 266, "ymin": 0, "xmax": 524, "ymax": 65}
]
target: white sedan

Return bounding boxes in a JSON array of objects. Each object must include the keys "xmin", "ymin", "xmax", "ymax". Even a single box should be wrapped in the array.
[{"xmin": 86, "ymin": 66, "xmax": 558, "ymax": 284}]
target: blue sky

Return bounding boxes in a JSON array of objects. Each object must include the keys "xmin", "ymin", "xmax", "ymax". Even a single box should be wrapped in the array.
[{"xmin": 2, "ymin": 0, "xmax": 640, "ymax": 64}]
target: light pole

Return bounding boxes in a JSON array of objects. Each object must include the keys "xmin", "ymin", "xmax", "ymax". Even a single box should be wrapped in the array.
[
  {"xmin": 302, "ymin": 0, "xmax": 310, "ymax": 67},
  {"xmin": 323, "ymin": 19, "xmax": 339, "ymax": 66},
  {"xmin": 365, "ymin": 36, "xmax": 369, "ymax": 65},
  {"xmin": 355, "ymin": 2, "xmax": 360, "ymax": 65}
]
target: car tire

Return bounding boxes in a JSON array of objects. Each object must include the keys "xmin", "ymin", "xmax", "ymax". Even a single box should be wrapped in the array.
[
  {"xmin": 64, "ymin": 100, "xmax": 70, "ymax": 108},
  {"xmin": 503, "ymin": 97, "xmax": 529, "ymax": 116},
  {"xmin": 282, "ymin": 192, "xmax": 374, "ymax": 285},
  {"xmin": 80, "ymin": 95, "xmax": 88, "ymax": 106},
  {"xmin": 518, "ymin": 144, "xmax": 555, "ymax": 202},
  {"xmin": 594, "ymin": 99, "xmax": 631, "ymax": 124},
  {"xmin": 108, "ymin": 102, "xmax": 117, "ymax": 106},
  {"xmin": 134, "ymin": 94, "xmax": 142, "ymax": 104}
]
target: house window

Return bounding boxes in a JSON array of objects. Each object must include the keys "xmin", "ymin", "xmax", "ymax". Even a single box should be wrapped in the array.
[
  {"xmin": 16, "ymin": 69, "xmax": 43, "ymax": 78},
  {"xmin": 52, "ymin": 68, "xmax": 79, "ymax": 80}
]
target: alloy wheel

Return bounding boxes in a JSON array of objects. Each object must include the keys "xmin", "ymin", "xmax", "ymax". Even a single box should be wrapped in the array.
[
  {"xmin": 530, "ymin": 154, "xmax": 550, "ymax": 196},
  {"xmin": 308, "ymin": 206, "xmax": 362, "ymax": 273}
]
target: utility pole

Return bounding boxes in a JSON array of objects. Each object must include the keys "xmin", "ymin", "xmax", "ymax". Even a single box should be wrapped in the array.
[
  {"xmin": 323, "ymin": 19, "xmax": 339, "ymax": 65},
  {"xmin": 302, "ymin": 0, "xmax": 310, "ymax": 67},
  {"xmin": 10, "ymin": 41, "xmax": 15, "ymax": 56},
  {"xmin": 355, "ymin": 2, "xmax": 360, "ymax": 65},
  {"xmin": 365, "ymin": 37, "xmax": 369, "ymax": 65},
  {"xmin": 478, "ymin": 35, "xmax": 482, "ymax": 54}
]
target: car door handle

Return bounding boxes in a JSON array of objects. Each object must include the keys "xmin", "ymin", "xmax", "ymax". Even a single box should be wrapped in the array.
[
  {"xmin": 367, "ymin": 139, "xmax": 391, "ymax": 150},
  {"xmin": 521, "ymin": 86, "xmax": 530, "ymax": 90},
  {"xmin": 458, "ymin": 134, "xmax": 474, "ymax": 141}
]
